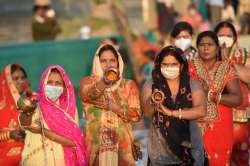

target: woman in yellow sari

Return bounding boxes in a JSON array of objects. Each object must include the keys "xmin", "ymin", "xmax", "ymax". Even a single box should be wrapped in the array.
[{"xmin": 20, "ymin": 65, "xmax": 88, "ymax": 166}]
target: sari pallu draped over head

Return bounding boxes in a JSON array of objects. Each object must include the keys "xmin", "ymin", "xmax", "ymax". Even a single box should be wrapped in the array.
[
  {"xmin": 0, "ymin": 64, "xmax": 27, "ymax": 165},
  {"xmin": 92, "ymin": 44, "xmax": 124, "ymax": 90},
  {"xmin": 0, "ymin": 64, "xmax": 22, "ymax": 128},
  {"xmin": 37, "ymin": 65, "xmax": 88, "ymax": 166},
  {"xmin": 151, "ymin": 47, "xmax": 193, "ymax": 164},
  {"xmin": 92, "ymin": 44, "xmax": 124, "ymax": 166}
]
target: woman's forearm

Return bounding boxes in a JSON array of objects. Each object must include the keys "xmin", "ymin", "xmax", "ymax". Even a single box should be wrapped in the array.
[
  {"xmin": 171, "ymin": 105, "xmax": 206, "ymax": 120},
  {"xmin": 44, "ymin": 129, "xmax": 75, "ymax": 147},
  {"xmin": 80, "ymin": 79, "xmax": 106, "ymax": 103},
  {"xmin": 219, "ymin": 93, "xmax": 242, "ymax": 107},
  {"xmin": 142, "ymin": 97, "xmax": 155, "ymax": 119}
]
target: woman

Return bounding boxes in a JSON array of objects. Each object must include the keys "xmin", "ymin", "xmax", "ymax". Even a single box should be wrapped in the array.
[
  {"xmin": 0, "ymin": 64, "xmax": 29, "ymax": 165},
  {"xmin": 214, "ymin": 21, "xmax": 250, "ymax": 166},
  {"xmin": 171, "ymin": 21, "xmax": 197, "ymax": 60},
  {"xmin": 188, "ymin": 31, "xmax": 242, "ymax": 166},
  {"xmin": 79, "ymin": 44, "xmax": 142, "ymax": 166},
  {"xmin": 141, "ymin": 45, "xmax": 206, "ymax": 165},
  {"xmin": 171, "ymin": 21, "xmax": 206, "ymax": 166},
  {"xmin": 20, "ymin": 65, "xmax": 88, "ymax": 166}
]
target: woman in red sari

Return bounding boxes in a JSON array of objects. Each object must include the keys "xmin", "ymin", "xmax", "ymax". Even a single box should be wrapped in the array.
[
  {"xmin": 188, "ymin": 31, "xmax": 242, "ymax": 166},
  {"xmin": 0, "ymin": 64, "xmax": 29, "ymax": 165},
  {"xmin": 214, "ymin": 21, "xmax": 250, "ymax": 166}
]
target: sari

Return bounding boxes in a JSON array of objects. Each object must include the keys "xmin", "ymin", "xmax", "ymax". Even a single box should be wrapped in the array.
[
  {"xmin": 189, "ymin": 57, "xmax": 235, "ymax": 166},
  {"xmin": 225, "ymin": 44, "xmax": 250, "ymax": 166},
  {"xmin": 0, "ymin": 64, "xmax": 25, "ymax": 166},
  {"xmin": 21, "ymin": 65, "xmax": 88, "ymax": 166},
  {"xmin": 79, "ymin": 45, "xmax": 142, "ymax": 166}
]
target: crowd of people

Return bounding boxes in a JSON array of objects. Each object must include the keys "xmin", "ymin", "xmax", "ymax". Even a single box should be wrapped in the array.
[
  {"xmin": 143, "ymin": 0, "xmax": 250, "ymax": 46},
  {"xmin": 0, "ymin": 19, "xmax": 250, "ymax": 166}
]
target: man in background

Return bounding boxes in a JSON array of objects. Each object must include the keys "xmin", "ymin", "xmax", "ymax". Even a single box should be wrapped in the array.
[{"xmin": 32, "ymin": 0, "xmax": 61, "ymax": 41}]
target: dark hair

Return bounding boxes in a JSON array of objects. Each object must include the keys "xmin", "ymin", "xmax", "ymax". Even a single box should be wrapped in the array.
[
  {"xmin": 98, "ymin": 44, "xmax": 119, "ymax": 60},
  {"xmin": 50, "ymin": 68, "xmax": 60, "ymax": 74},
  {"xmin": 154, "ymin": 45, "xmax": 185, "ymax": 68},
  {"xmin": 33, "ymin": 5, "xmax": 50, "ymax": 13},
  {"xmin": 171, "ymin": 21, "xmax": 193, "ymax": 38},
  {"xmin": 11, "ymin": 64, "xmax": 27, "ymax": 78},
  {"xmin": 214, "ymin": 21, "xmax": 237, "ymax": 42},
  {"xmin": 196, "ymin": 30, "xmax": 219, "ymax": 47},
  {"xmin": 153, "ymin": 45, "xmax": 187, "ymax": 80},
  {"xmin": 109, "ymin": 37, "xmax": 119, "ymax": 45}
]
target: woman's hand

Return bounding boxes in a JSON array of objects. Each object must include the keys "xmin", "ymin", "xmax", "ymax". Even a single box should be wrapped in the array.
[
  {"xmin": 159, "ymin": 104, "xmax": 172, "ymax": 116},
  {"xmin": 10, "ymin": 129, "xmax": 26, "ymax": 141},
  {"xmin": 220, "ymin": 45, "xmax": 229, "ymax": 61},
  {"xmin": 108, "ymin": 98, "xmax": 122, "ymax": 113}
]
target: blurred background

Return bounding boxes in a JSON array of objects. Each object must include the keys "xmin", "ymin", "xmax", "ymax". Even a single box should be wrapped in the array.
[{"xmin": 0, "ymin": 0, "xmax": 145, "ymax": 43}]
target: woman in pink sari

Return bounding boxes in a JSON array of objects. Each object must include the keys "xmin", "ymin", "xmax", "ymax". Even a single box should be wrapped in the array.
[{"xmin": 20, "ymin": 65, "xmax": 88, "ymax": 166}]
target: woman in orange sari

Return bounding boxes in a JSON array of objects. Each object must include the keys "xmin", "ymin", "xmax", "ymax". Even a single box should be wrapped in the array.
[
  {"xmin": 79, "ymin": 44, "xmax": 142, "ymax": 166},
  {"xmin": 188, "ymin": 31, "xmax": 242, "ymax": 166},
  {"xmin": 0, "ymin": 64, "xmax": 30, "ymax": 165},
  {"xmin": 214, "ymin": 21, "xmax": 250, "ymax": 166}
]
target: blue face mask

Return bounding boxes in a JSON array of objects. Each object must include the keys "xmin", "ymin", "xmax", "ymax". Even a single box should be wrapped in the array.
[{"xmin": 45, "ymin": 85, "xmax": 64, "ymax": 102}]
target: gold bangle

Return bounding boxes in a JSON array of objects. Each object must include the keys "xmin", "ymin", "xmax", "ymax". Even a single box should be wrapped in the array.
[
  {"xmin": 178, "ymin": 108, "xmax": 182, "ymax": 120},
  {"xmin": 7, "ymin": 131, "xmax": 10, "ymax": 140},
  {"xmin": 3, "ymin": 132, "xmax": 7, "ymax": 141},
  {"xmin": 0, "ymin": 132, "xmax": 3, "ymax": 141}
]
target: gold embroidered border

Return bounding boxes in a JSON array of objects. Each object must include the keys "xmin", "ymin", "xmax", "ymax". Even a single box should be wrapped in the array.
[{"xmin": 193, "ymin": 58, "xmax": 231, "ymax": 122}]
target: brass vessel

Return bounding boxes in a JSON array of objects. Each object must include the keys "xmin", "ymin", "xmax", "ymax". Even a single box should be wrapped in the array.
[
  {"xmin": 152, "ymin": 90, "xmax": 165, "ymax": 104},
  {"xmin": 105, "ymin": 68, "xmax": 119, "ymax": 82},
  {"xmin": 17, "ymin": 93, "xmax": 37, "ymax": 114}
]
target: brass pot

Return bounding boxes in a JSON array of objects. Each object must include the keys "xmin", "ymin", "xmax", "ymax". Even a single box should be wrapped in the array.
[
  {"xmin": 17, "ymin": 93, "xmax": 37, "ymax": 114},
  {"xmin": 105, "ymin": 68, "xmax": 119, "ymax": 82}
]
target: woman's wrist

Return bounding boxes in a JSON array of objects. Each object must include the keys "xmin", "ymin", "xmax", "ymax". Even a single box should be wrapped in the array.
[{"xmin": 171, "ymin": 108, "xmax": 182, "ymax": 119}]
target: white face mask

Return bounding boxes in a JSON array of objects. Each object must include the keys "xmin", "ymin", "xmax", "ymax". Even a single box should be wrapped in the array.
[
  {"xmin": 174, "ymin": 38, "xmax": 192, "ymax": 51},
  {"xmin": 45, "ymin": 85, "xmax": 64, "ymax": 102},
  {"xmin": 218, "ymin": 36, "xmax": 234, "ymax": 48},
  {"xmin": 161, "ymin": 66, "xmax": 180, "ymax": 80}
]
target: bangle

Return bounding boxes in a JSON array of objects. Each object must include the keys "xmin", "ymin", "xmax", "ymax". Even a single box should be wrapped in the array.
[
  {"xmin": 4, "ymin": 131, "xmax": 10, "ymax": 140},
  {"xmin": 0, "ymin": 131, "xmax": 10, "ymax": 141},
  {"xmin": 178, "ymin": 108, "xmax": 182, "ymax": 120},
  {"xmin": 4, "ymin": 132, "xmax": 7, "ymax": 140},
  {"xmin": 7, "ymin": 131, "xmax": 10, "ymax": 140},
  {"xmin": 0, "ymin": 132, "xmax": 3, "ymax": 141},
  {"xmin": 1, "ymin": 132, "xmax": 5, "ymax": 141}
]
